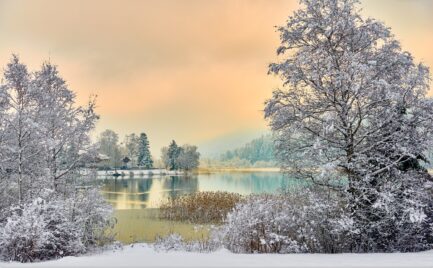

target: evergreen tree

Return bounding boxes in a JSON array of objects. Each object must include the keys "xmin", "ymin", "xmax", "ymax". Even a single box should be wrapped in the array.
[
  {"xmin": 167, "ymin": 140, "xmax": 181, "ymax": 170},
  {"xmin": 137, "ymin": 133, "xmax": 153, "ymax": 169}
]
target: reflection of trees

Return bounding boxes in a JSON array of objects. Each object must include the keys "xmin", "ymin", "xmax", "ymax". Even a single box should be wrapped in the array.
[
  {"xmin": 162, "ymin": 175, "xmax": 199, "ymax": 199},
  {"xmin": 100, "ymin": 177, "xmax": 154, "ymax": 209},
  {"xmin": 101, "ymin": 173, "xmax": 304, "ymax": 209},
  {"xmin": 101, "ymin": 175, "xmax": 199, "ymax": 209}
]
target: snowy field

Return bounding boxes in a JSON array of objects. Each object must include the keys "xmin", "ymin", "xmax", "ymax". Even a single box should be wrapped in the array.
[{"xmin": 1, "ymin": 244, "xmax": 433, "ymax": 268}]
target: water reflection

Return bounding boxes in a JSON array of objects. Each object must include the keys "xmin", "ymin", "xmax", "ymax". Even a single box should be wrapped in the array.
[
  {"xmin": 101, "ymin": 175, "xmax": 198, "ymax": 209},
  {"xmin": 100, "ymin": 172, "xmax": 296, "ymax": 209}
]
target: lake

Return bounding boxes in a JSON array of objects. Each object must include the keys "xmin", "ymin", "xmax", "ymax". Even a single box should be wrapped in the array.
[{"xmin": 99, "ymin": 171, "xmax": 296, "ymax": 243}]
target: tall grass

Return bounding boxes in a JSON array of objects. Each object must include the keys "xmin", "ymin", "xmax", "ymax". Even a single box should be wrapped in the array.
[{"xmin": 159, "ymin": 191, "xmax": 243, "ymax": 224}]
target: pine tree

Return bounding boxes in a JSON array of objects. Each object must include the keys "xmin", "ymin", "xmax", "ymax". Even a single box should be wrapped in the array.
[
  {"xmin": 137, "ymin": 133, "xmax": 153, "ymax": 169},
  {"xmin": 167, "ymin": 140, "xmax": 180, "ymax": 170}
]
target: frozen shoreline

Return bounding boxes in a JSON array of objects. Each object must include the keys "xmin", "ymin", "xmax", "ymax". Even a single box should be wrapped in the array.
[
  {"xmin": 96, "ymin": 169, "xmax": 184, "ymax": 178},
  {"xmin": 2, "ymin": 243, "xmax": 433, "ymax": 267}
]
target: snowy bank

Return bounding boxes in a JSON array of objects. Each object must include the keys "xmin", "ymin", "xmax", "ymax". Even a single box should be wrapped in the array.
[{"xmin": 2, "ymin": 244, "xmax": 433, "ymax": 267}]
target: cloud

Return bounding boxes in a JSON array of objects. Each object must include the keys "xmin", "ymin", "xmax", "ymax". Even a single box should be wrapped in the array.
[{"xmin": 0, "ymin": 0, "xmax": 431, "ymax": 156}]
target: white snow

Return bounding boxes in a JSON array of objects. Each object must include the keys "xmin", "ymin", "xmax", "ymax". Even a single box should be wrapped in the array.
[{"xmin": 2, "ymin": 244, "xmax": 433, "ymax": 267}]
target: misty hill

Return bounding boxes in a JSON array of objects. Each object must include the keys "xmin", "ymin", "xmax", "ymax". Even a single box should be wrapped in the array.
[
  {"xmin": 200, "ymin": 135, "xmax": 277, "ymax": 168},
  {"xmin": 198, "ymin": 129, "xmax": 269, "ymax": 158},
  {"xmin": 220, "ymin": 135, "xmax": 275, "ymax": 164}
]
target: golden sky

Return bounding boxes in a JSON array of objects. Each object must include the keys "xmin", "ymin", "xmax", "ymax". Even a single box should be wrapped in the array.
[{"xmin": 0, "ymin": 0, "xmax": 432, "ymax": 156}]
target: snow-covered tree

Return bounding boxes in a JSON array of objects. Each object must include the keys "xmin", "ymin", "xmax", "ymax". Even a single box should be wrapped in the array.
[
  {"xmin": 265, "ymin": 0, "xmax": 433, "ymax": 252},
  {"xmin": 167, "ymin": 140, "xmax": 181, "ymax": 170},
  {"xmin": 0, "ymin": 55, "xmax": 113, "ymax": 262},
  {"xmin": 161, "ymin": 142, "xmax": 200, "ymax": 171},
  {"xmin": 0, "ymin": 55, "xmax": 44, "ymax": 205},
  {"xmin": 33, "ymin": 61, "xmax": 98, "ymax": 193},
  {"xmin": 160, "ymin": 146, "xmax": 170, "ymax": 169},
  {"xmin": 97, "ymin": 129, "xmax": 122, "ymax": 168},
  {"xmin": 137, "ymin": 132, "xmax": 153, "ymax": 169},
  {"xmin": 124, "ymin": 133, "xmax": 139, "ymax": 166},
  {"xmin": 176, "ymin": 145, "xmax": 200, "ymax": 171}
]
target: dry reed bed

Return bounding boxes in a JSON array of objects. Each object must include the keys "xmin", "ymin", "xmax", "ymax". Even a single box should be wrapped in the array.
[{"xmin": 159, "ymin": 191, "xmax": 243, "ymax": 224}]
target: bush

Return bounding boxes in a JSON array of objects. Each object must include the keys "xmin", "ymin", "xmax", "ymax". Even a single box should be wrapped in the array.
[
  {"xmin": 159, "ymin": 191, "xmax": 243, "ymax": 224},
  {"xmin": 0, "ymin": 198, "xmax": 84, "ymax": 262},
  {"xmin": 223, "ymin": 187, "xmax": 351, "ymax": 253},
  {"xmin": 153, "ymin": 230, "xmax": 222, "ymax": 253},
  {"xmin": 0, "ymin": 189, "xmax": 114, "ymax": 262},
  {"xmin": 70, "ymin": 188, "xmax": 115, "ymax": 248}
]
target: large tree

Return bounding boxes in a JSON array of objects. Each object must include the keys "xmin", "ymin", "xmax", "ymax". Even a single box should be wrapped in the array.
[
  {"xmin": 33, "ymin": 61, "xmax": 98, "ymax": 192},
  {"xmin": 0, "ymin": 56, "xmax": 112, "ymax": 261},
  {"xmin": 265, "ymin": 0, "xmax": 433, "ymax": 252}
]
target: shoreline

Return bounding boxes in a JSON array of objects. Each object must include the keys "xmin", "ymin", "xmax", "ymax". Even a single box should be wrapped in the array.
[
  {"xmin": 96, "ymin": 167, "xmax": 281, "ymax": 178},
  {"xmin": 197, "ymin": 167, "xmax": 280, "ymax": 174}
]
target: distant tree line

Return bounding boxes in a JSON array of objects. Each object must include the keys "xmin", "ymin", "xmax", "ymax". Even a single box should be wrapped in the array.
[
  {"xmin": 97, "ymin": 130, "xmax": 200, "ymax": 171},
  {"xmin": 215, "ymin": 135, "xmax": 276, "ymax": 167}
]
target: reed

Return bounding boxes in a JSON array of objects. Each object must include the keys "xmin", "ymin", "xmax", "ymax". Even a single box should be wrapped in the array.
[{"xmin": 159, "ymin": 191, "xmax": 243, "ymax": 224}]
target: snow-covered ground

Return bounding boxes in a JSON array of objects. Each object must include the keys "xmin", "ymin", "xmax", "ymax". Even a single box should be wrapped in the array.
[{"xmin": 2, "ymin": 244, "xmax": 433, "ymax": 267}]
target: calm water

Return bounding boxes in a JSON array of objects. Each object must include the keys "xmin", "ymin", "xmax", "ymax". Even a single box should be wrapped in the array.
[
  {"xmin": 99, "ymin": 171, "xmax": 296, "ymax": 243},
  {"xmin": 100, "ymin": 171, "xmax": 294, "ymax": 209}
]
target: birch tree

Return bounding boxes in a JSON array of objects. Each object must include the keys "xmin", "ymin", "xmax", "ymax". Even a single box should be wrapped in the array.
[
  {"xmin": 124, "ymin": 133, "xmax": 139, "ymax": 166},
  {"xmin": 0, "ymin": 56, "xmax": 113, "ymax": 261},
  {"xmin": 0, "ymin": 55, "xmax": 43, "ymax": 204},
  {"xmin": 33, "ymin": 61, "xmax": 98, "ymax": 192}
]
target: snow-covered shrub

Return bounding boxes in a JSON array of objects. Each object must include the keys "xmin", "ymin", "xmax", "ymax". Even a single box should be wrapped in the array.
[
  {"xmin": 153, "ymin": 230, "xmax": 222, "ymax": 253},
  {"xmin": 0, "ymin": 188, "xmax": 114, "ymax": 262},
  {"xmin": 69, "ymin": 188, "xmax": 115, "ymax": 248},
  {"xmin": 154, "ymin": 233, "xmax": 184, "ymax": 252},
  {"xmin": 223, "ymin": 187, "xmax": 351, "ymax": 253},
  {"xmin": 0, "ymin": 197, "xmax": 84, "ymax": 262}
]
